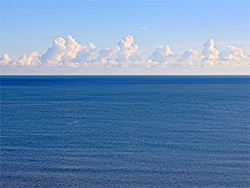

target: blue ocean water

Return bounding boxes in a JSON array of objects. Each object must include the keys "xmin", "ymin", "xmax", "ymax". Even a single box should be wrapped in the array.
[{"xmin": 0, "ymin": 76, "xmax": 249, "ymax": 188}]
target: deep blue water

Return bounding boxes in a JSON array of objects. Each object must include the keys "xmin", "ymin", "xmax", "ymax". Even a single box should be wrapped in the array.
[{"xmin": 0, "ymin": 76, "xmax": 249, "ymax": 188}]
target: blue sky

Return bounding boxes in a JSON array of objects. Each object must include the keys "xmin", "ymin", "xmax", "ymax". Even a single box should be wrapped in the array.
[{"xmin": 0, "ymin": 0, "xmax": 249, "ymax": 75}]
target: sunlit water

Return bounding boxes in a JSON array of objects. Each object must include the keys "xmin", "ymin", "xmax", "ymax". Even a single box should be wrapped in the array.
[{"xmin": 1, "ymin": 76, "xmax": 249, "ymax": 187}]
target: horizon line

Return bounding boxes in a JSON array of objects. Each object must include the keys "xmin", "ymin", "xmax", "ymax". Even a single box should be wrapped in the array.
[{"xmin": 1, "ymin": 74, "xmax": 249, "ymax": 76}]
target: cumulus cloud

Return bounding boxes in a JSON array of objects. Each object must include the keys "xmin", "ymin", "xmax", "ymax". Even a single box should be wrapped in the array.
[
  {"xmin": 17, "ymin": 51, "xmax": 41, "ymax": 66},
  {"xmin": 219, "ymin": 45, "xmax": 245, "ymax": 61},
  {"xmin": 182, "ymin": 49, "xmax": 199, "ymax": 59},
  {"xmin": 41, "ymin": 37, "xmax": 66, "ymax": 66},
  {"xmin": 219, "ymin": 45, "xmax": 249, "ymax": 68},
  {"xmin": 116, "ymin": 35, "xmax": 143, "ymax": 67},
  {"xmin": 0, "ymin": 54, "xmax": 12, "ymax": 66},
  {"xmin": 1, "ymin": 35, "xmax": 249, "ymax": 72},
  {"xmin": 93, "ymin": 35, "xmax": 144, "ymax": 68},
  {"xmin": 200, "ymin": 38, "xmax": 220, "ymax": 67},
  {"xmin": 94, "ymin": 47, "xmax": 120, "ymax": 67},
  {"xmin": 41, "ymin": 35, "xmax": 96, "ymax": 67},
  {"xmin": 146, "ymin": 45, "xmax": 175, "ymax": 67},
  {"xmin": 99, "ymin": 47, "xmax": 120, "ymax": 59},
  {"xmin": 178, "ymin": 49, "xmax": 199, "ymax": 67},
  {"xmin": 202, "ymin": 38, "xmax": 219, "ymax": 60},
  {"xmin": 149, "ymin": 45, "xmax": 174, "ymax": 62}
]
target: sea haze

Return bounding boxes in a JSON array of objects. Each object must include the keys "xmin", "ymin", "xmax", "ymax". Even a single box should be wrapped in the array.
[{"xmin": 0, "ymin": 76, "xmax": 249, "ymax": 187}]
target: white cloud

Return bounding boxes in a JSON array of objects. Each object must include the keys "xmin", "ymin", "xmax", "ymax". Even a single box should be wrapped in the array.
[
  {"xmin": 0, "ymin": 54, "xmax": 12, "ymax": 66},
  {"xmin": 177, "ymin": 49, "xmax": 199, "ymax": 67},
  {"xmin": 201, "ymin": 38, "xmax": 220, "ymax": 67},
  {"xmin": 41, "ymin": 37, "xmax": 67, "ymax": 66},
  {"xmin": 1, "ymin": 36, "xmax": 249, "ymax": 73},
  {"xmin": 41, "ymin": 35, "xmax": 95, "ymax": 67},
  {"xmin": 20, "ymin": 9, "xmax": 39, "ymax": 14},
  {"xmin": 17, "ymin": 51, "xmax": 41, "ymax": 66},
  {"xmin": 94, "ymin": 47, "xmax": 120, "ymax": 67},
  {"xmin": 219, "ymin": 45, "xmax": 249, "ymax": 68},
  {"xmin": 116, "ymin": 35, "xmax": 143, "ymax": 67},
  {"xmin": 202, "ymin": 38, "xmax": 219, "ymax": 60},
  {"xmin": 148, "ymin": 45, "xmax": 174, "ymax": 63},
  {"xmin": 182, "ymin": 49, "xmax": 199, "ymax": 59},
  {"xmin": 99, "ymin": 47, "xmax": 120, "ymax": 59},
  {"xmin": 92, "ymin": 35, "xmax": 144, "ymax": 68},
  {"xmin": 219, "ymin": 45, "xmax": 245, "ymax": 61},
  {"xmin": 146, "ymin": 45, "xmax": 175, "ymax": 67},
  {"xmin": 47, "ymin": 34, "xmax": 59, "ymax": 40}
]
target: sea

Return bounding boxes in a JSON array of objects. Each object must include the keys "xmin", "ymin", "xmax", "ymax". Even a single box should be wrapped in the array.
[{"xmin": 0, "ymin": 76, "xmax": 249, "ymax": 188}]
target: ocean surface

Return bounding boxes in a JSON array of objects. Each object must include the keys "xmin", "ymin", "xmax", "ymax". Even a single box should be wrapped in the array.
[{"xmin": 0, "ymin": 76, "xmax": 249, "ymax": 188}]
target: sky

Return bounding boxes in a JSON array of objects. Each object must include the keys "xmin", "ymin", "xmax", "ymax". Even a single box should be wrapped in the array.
[{"xmin": 0, "ymin": 0, "xmax": 249, "ymax": 75}]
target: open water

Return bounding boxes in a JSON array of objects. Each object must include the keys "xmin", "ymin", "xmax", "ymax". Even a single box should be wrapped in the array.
[{"xmin": 0, "ymin": 76, "xmax": 249, "ymax": 187}]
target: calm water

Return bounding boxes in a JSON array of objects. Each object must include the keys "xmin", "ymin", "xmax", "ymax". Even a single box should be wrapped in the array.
[{"xmin": 0, "ymin": 76, "xmax": 249, "ymax": 187}]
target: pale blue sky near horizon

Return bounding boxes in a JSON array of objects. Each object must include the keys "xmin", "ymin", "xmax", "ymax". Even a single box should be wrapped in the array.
[{"xmin": 1, "ymin": 0, "xmax": 249, "ymax": 59}]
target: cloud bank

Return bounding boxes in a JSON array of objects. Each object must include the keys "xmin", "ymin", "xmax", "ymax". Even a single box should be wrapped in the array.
[{"xmin": 1, "ymin": 35, "xmax": 249, "ymax": 74}]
